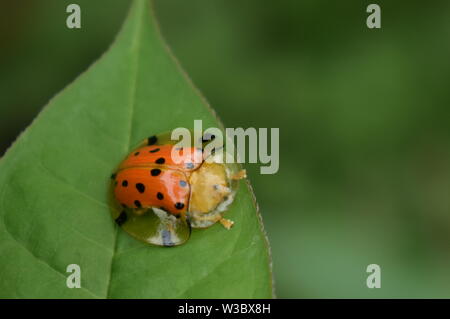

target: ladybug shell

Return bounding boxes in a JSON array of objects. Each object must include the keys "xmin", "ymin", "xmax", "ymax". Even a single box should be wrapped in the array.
[
  {"xmin": 118, "ymin": 144, "xmax": 202, "ymax": 172},
  {"xmin": 113, "ymin": 144, "xmax": 202, "ymax": 215}
]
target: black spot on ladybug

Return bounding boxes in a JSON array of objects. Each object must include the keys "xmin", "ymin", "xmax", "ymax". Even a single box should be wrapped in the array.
[
  {"xmin": 210, "ymin": 148, "xmax": 216, "ymax": 155},
  {"xmin": 155, "ymin": 157, "xmax": 165, "ymax": 164},
  {"xmin": 122, "ymin": 180, "xmax": 128, "ymax": 187},
  {"xmin": 175, "ymin": 202, "xmax": 184, "ymax": 210},
  {"xmin": 149, "ymin": 148, "xmax": 160, "ymax": 153},
  {"xmin": 134, "ymin": 151, "xmax": 140, "ymax": 156},
  {"xmin": 136, "ymin": 183, "xmax": 145, "ymax": 193},
  {"xmin": 205, "ymin": 145, "xmax": 223, "ymax": 156},
  {"xmin": 201, "ymin": 133, "xmax": 215, "ymax": 143},
  {"xmin": 115, "ymin": 211, "xmax": 127, "ymax": 226},
  {"xmin": 134, "ymin": 200, "xmax": 142, "ymax": 208},
  {"xmin": 151, "ymin": 168, "xmax": 161, "ymax": 176},
  {"xmin": 186, "ymin": 163, "xmax": 194, "ymax": 169},
  {"xmin": 110, "ymin": 173, "xmax": 116, "ymax": 180},
  {"xmin": 179, "ymin": 180, "xmax": 187, "ymax": 187},
  {"xmin": 157, "ymin": 192, "xmax": 164, "ymax": 200},
  {"xmin": 148, "ymin": 135, "xmax": 158, "ymax": 145}
]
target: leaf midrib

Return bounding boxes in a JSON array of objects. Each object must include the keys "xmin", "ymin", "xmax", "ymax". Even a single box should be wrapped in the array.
[{"xmin": 105, "ymin": 1, "xmax": 145, "ymax": 299}]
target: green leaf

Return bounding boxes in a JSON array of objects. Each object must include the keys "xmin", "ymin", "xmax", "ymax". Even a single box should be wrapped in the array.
[{"xmin": 0, "ymin": 0, "xmax": 273, "ymax": 298}]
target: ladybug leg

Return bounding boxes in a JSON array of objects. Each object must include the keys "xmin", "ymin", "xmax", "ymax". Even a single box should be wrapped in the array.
[
  {"xmin": 194, "ymin": 214, "xmax": 222, "ymax": 222},
  {"xmin": 219, "ymin": 218, "xmax": 234, "ymax": 230},
  {"xmin": 191, "ymin": 213, "xmax": 234, "ymax": 230},
  {"xmin": 230, "ymin": 169, "xmax": 246, "ymax": 180}
]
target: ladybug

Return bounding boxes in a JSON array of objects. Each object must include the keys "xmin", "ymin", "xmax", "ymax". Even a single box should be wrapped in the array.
[{"xmin": 110, "ymin": 131, "xmax": 246, "ymax": 247}]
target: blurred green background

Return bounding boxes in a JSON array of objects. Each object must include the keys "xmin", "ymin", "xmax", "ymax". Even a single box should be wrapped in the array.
[{"xmin": 2, "ymin": 0, "xmax": 450, "ymax": 298}]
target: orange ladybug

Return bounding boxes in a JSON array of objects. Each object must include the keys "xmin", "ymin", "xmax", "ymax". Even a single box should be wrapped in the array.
[{"xmin": 110, "ymin": 131, "xmax": 246, "ymax": 246}]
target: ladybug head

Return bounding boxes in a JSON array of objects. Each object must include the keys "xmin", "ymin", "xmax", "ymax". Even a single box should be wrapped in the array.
[{"xmin": 188, "ymin": 162, "xmax": 231, "ymax": 214}]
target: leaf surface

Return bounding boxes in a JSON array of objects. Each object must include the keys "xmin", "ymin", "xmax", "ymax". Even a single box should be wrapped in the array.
[{"xmin": 0, "ymin": 0, "xmax": 273, "ymax": 298}]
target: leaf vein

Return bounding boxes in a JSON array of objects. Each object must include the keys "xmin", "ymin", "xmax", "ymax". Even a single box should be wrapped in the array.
[{"xmin": 105, "ymin": 1, "xmax": 145, "ymax": 298}]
